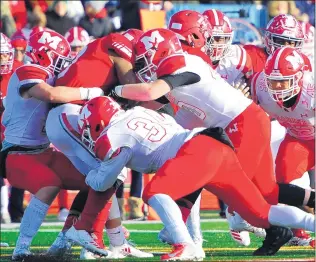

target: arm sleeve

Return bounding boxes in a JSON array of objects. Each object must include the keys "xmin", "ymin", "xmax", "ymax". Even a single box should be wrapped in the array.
[
  {"xmin": 158, "ymin": 72, "xmax": 201, "ymax": 90},
  {"xmin": 85, "ymin": 147, "xmax": 132, "ymax": 192}
]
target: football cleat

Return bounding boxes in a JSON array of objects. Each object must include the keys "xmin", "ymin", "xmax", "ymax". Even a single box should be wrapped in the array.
[
  {"xmin": 0, "ymin": 242, "xmax": 9, "ymax": 247},
  {"xmin": 108, "ymin": 239, "xmax": 154, "ymax": 258},
  {"xmin": 288, "ymin": 229, "xmax": 315, "ymax": 247},
  {"xmin": 226, "ymin": 209, "xmax": 266, "ymax": 238},
  {"xmin": 229, "ymin": 230, "xmax": 251, "ymax": 246},
  {"xmin": 65, "ymin": 226, "xmax": 110, "ymax": 257},
  {"xmin": 160, "ymin": 243, "xmax": 202, "ymax": 261},
  {"xmin": 253, "ymin": 226, "xmax": 293, "ymax": 256},
  {"xmin": 47, "ymin": 231, "xmax": 72, "ymax": 256},
  {"xmin": 80, "ymin": 248, "xmax": 102, "ymax": 260},
  {"xmin": 12, "ymin": 244, "xmax": 32, "ymax": 261}
]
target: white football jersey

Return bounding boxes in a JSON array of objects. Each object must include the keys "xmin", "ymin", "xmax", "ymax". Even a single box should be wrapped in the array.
[
  {"xmin": 95, "ymin": 106, "xmax": 201, "ymax": 174},
  {"xmin": 252, "ymin": 71, "xmax": 315, "ymax": 140},
  {"xmin": 164, "ymin": 54, "xmax": 252, "ymax": 130},
  {"xmin": 214, "ymin": 45, "xmax": 252, "ymax": 85},
  {"xmin": 2, "ymin": 64, "xmax": 55, "ymax": 146}
]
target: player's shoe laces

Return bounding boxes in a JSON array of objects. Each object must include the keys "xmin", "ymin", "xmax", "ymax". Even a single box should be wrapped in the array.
[
  {"xmin": 226, "ymin": 209, "xmax": 266, "ymax": 238},
  {"xmin": 253, "ymin": 226, "xmax": 293, "ymax": 256},
  {"xmin": 288, "ymin": 229, "xmax": 315, "ymax": 247},
  {"xmin": 161, "ymin": 243, "xmax": 202, "ymax": 261},
  {"xmin": 12, "ymin": 244, "xmax": 32, "ymax": 261},
  {"xmin": 108, "ymin": 239, "xmax": 154, "ymax": 258},
  {"xmin": 65, "ymin": 226, "xmax": 110, "ymax": 257},
  {"xmin": 229, "ymin": 230, "xmax": 251, "ymax": 246},
  {"xmin": 47, "ymin": 231, "xmax": 72, "ymax": 256}
]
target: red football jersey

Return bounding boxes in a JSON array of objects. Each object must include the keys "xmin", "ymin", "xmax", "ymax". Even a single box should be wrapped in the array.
[{"xmin": 56, "ymin": 33, "xmax": 134, "ymax": 92}]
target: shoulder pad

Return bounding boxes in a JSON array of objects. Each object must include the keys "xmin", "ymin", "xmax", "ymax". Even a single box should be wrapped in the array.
[
  {"xmin": 103, "ymin": 33, "xmax": 133, "ymax": 63},
  {"xmin": 156, "ymin": 54, "xmax": 186, "ymax": 78}
]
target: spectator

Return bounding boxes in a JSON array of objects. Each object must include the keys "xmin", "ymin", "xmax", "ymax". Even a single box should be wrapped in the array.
[
  {"xmin": 46, "ymin": 0, "xmax": 76, "ymax": 35},
  {"xmin": 8, "ymin": 1, "xmax": 28, "ymax": 30},
  {"xmin": 79, "ymin": 1, "xmax": 113, "ymax": 38},
  {"xmin": 0, "ymin": 1, "xmax": 17, "ymax": 37},
  {"xmin": 295, "ymin": 0, "xmax": 315, "ymax": 26},
  {"xmin": 66, "ymin": 1, "xmax": 85, "ymax": 24},
  {"xmin": 267, "ymin": 1, "xmax": 309, "ymax": 22},
  {"xmin": 119, "ymin": 0, "xmax": 142, "ymax": 30}
]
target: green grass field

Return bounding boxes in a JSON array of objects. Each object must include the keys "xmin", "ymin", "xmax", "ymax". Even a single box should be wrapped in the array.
[{"xmin": 1, "ymin": 219, "xmax": 315, "ymax": 261}]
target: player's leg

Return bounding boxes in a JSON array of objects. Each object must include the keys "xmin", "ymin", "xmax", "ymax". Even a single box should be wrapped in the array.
[
  {"xmin": 6, "ymin": 150, "xmax": 63, "ymax": 260},
  {"xmin": 128, "ymin": 170, "xmax": 144, "ymax": 220},
  {"xmin": 143, "ymin": 135, "xmax": 230, "ymax": 261}
]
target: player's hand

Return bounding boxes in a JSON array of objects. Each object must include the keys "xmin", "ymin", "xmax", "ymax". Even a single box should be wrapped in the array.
[{"xmin": 233, "ymin": 81, "xmax": 250, "ymax": 98}]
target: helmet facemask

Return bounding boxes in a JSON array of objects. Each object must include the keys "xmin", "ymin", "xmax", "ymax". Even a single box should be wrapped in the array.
[
  {"xmin": 265, "ymin": 32, "xmax": 304, "ymax": 55},
  {"xmin": 0, "ymin": 50, "xmax": 14, "ymax": 74},
  {"xmin": 265, "ymin": 71, "xmax": 303, "ymax": 102},
  {"xmin": 206, "ymin": 31, "xmax": 233, "ymax": 62},
  {"xmin": 135, "ymin": 49, "xmax": 158, "ymax": 83}
]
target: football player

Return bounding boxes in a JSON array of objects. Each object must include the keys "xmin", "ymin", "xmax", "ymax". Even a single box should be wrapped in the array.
[
  {"xmin": 110, "ymin": 28, "xmax": 315, "ymax": 255},
  {"xmin": 71, "ymin": 96, "xmax": 314, "ymax": 260},
  {"xmin": 250, "ymin": 46, "xmax": 315, "ymax": 248},
  {"xmin": 64, "ymin": 26, "xmax": 90, "ymax": 58},
  {"xmin": 1, "ymin": 30, "xmax": 103, "ymax": 260},
  {"xmin": 45, "ymin": 29, "xmax": 152, "ymax": 259}
]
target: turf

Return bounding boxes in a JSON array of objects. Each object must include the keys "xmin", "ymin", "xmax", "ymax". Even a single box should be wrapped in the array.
[{"xmin": 0, "ymin": 220, "xmax": 314, "ymax": 261}]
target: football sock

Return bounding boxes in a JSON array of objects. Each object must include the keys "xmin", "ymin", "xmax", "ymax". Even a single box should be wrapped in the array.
[
  {"xmin": 186, "ymin": 194, "xmax": 203, "ymax": 245},
  {"xmin": 148, "ymin": 194, "xmax": 194, "ymax": 244},
  {"xmin": 268, "ymin": 205, "xmax": 315, "ymax": 232},
  {"xmin": 107, "ymin": 226, "xmax": 125, "ymax": 246},
  {"xmin": 15, "ymin": 197, "xmax": 49, "ymax": 249},
  {"xmin": 75, "ymin": 188, "xmax": 114, "ymax": 233}
]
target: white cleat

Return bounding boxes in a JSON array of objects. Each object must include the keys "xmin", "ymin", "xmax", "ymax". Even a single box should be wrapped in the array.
[
  {"xmin": 226, "ymin": 209, "xmax": 266, "ymax": 238},
  {"xmin": 158, "ymin": 227, "xmax": 173, "ymax": 245},
  {"xmin": 65, "ymin": 226, "xmax": 110, "ymax": 257},
  {"xmin": 195, "ymin": 243, "xmax": 206, "ymax": 259},
  {"xmin": 0, "ymin": 242, "xmax": 9, "ymax": 247},
  {"xmin": 57, "ymin": 208, "xmax": 69, "ymax": 222},
  {"xmin": 108, "ymin": 240, "xmax": 154, "ymax": 258},
  {"xmin": 229, "ymin": 230, "xmax": 251, "ymax": 246},
  {"xmin": 80, "ymin": 248, "xmax": 102, "ymax": 260},
  {"xmin": 47, "ymin": 231, "xmax": 72, "ymax": 256},
  {"xmin": 12, "ymin": 244, "xmax": 32, "ymax": 261},
  {"xmin": 161, "ymin": 243, "xmax": 202, "ymax": 261}
]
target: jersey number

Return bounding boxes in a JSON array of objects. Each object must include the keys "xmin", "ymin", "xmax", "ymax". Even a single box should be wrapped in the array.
[{"xmin": 127, "ymin": 118, "xmax": 166, "ymax": 142}]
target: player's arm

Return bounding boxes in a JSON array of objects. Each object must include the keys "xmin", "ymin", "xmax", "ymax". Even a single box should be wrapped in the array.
[
  {"xmin": 24, "ymin": 82, "xmax": 103, "ymax": 103},
  {"xmin": 85, "ymin": 147, "xmax": 132, "ymax": 192},
  {"xmin": 108, "ymin": 50, "xmax": 137, "ymax": 85},
  {"xmin": 111, "ymin": 72, "xmax": 201, "ymax": 101}
]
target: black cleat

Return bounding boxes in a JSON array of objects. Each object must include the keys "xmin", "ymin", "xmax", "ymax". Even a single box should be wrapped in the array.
[{"xmin": 253, "ymin": 226, "xmax": 293, "ymax": 256}]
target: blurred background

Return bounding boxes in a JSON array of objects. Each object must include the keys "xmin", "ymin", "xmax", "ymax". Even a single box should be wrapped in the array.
[{"xmin": 0, "ymin": 0, "xmax": 315, "ymax": 222}]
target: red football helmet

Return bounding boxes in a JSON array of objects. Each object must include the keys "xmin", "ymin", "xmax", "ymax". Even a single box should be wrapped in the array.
[
  {"xmin": 264, "ymin": 14, "xmax": 304, "ymax": 55},
  {"xmin": 122, "ymin": 28, "xmax": 144, "ymax": 47},
  {"xmin": 203, "ymin": 9, "xmax": 233, "ymax": 62},
  {"xmin": 64, "ymin": 26, "xmax": 90, "ymax": 58},
  {"xmin": 0, "ymin": 33, "xmax": 14, "ymax": 74},
  {"xmin": 168, "ymin": 10, "xmax": 212, "ymax": 52},
  {"xmin": 264, "ymin": 47, "xmax": 305, "ymax": 102},
  {"xmin": 78, "ymin": 96, "xmax": 123, "ymax": 151},
  {"xmin": 25, "ymin": 31, "xmax": 72, "ymax": 75},
  {"xmin": 134, "ymin": 28, "xmax": 183, "ymax": 83}
]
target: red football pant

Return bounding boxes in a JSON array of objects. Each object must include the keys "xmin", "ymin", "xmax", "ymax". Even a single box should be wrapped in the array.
[
  {"xmin": 6, "ymin": 147, "xmax": 88, "ymax": 194},
  {"xmin": 276, "ymin": 134, "xmax": 315, "ymax": 184},
  {"xmin": 143, "ymin": 135, "xmax": 271, "ymax": 228},
  {"xmin": 225, "ymin": 103, "xmax": 279, "ymax": 204}
]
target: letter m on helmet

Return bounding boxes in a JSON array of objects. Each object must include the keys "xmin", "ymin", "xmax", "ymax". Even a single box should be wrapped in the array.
[
  {"xmin": 38, "ymin": 31, "xmax": 62, "ymax": 50},
  {"xmin": 141, "ymin": 30, "xmax": 164, "ymax": 50}
]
